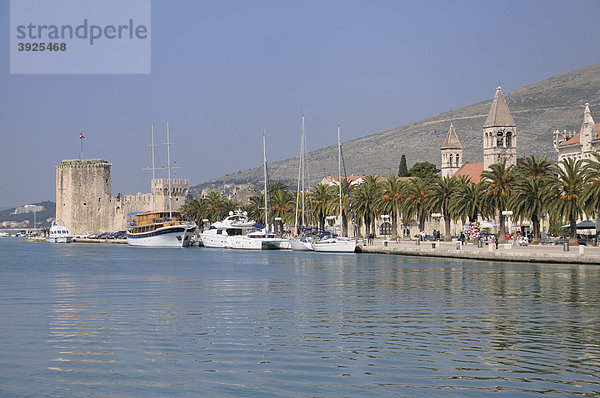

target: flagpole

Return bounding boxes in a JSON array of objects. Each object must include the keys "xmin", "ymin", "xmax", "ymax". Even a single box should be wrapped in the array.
[{"xmin": 79, "ymin": 132, "xmax": 84, "ymax": 160}]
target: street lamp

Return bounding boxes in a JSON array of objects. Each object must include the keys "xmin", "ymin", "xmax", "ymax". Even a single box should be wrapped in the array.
[
  {"xmin": 431, "ymin": 213, "xmax": 441, "ymax": 241},
  {"xmin": 274, "ymin": 217, "xmax": 282, "ymax": 235},
  {"xmin": 381, "ymin": 214, "xmax": 390, "ymax": 241},
  {"xmin": 501, "ymin": 210, "xmax": 513, "ymax": 238}
]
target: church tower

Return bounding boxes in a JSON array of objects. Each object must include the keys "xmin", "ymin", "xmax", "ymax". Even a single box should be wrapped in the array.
[
  {"xmin": 441, "ymin": 123, "xmax": 463, "ymax": 178},
  {"xmin": 483, "ymin": 85, "xmax": 517, "ymax": 170}
]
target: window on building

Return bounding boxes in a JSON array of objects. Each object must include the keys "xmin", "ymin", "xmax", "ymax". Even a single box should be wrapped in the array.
[{"xmin": 506, "ymin": 131, "xmax": 512, "ymax": 147}]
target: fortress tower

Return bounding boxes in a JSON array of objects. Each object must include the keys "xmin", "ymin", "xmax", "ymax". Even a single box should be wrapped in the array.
[
  {"xmin": 56, "ymin": 159, "xmax": 112, "ymax": 235},
  {"xmin": 440, "ymin": 123, "xmax": 463, "ymax": 178},
  {"xmin": 483, "ymin": 85, "xmax": 517, "ymax": 170}
]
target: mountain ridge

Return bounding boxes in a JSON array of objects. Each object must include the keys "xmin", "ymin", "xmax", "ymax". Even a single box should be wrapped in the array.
[{"xmin": 191, "ymin": 62, "xmax": 600, "ymax": 195}]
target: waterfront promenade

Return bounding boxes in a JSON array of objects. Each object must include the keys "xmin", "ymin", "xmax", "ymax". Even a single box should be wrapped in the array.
[{"xmin": 360, "ymin": 238, "xmax": 600, "ymax": 264}]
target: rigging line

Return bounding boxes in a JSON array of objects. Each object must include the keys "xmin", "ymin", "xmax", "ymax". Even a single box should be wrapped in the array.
[
  {"xmin": 266, "ymin": 160, "xmax": 274, "ymax": 232},
  {"xmin": 340, "ymin": 144, "xmax": 356, "ymax": 232}
]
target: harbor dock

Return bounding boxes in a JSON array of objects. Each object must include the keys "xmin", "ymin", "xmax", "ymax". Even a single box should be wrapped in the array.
[{"xmin": 359, "ymin": 238, "xmax": 600, "ymax": 265}]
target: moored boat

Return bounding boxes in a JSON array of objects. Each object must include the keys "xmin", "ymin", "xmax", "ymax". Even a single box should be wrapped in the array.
[
  {"xmin": 47, "ymin": 219, "xmax": 72, "ymax": 243},
  {"xmin": 230, "ymin": 229, "xmax": 291, "ymax": 250},
  {"xmin": 200, "ymin": 210, "xmax": 255, "ymax": 248},
  {"xmin": 127, "ymin": 211, "xmax": 196, "ymax": 247},
  {"xmin": 311, "ymin": 234, "xmax": 356, "ymax": 253}
]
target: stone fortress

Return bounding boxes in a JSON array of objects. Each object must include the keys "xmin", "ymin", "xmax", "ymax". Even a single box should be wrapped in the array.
[{"xmin": 56, "ymin": 159, "xmax": 188, "ymax": 236}]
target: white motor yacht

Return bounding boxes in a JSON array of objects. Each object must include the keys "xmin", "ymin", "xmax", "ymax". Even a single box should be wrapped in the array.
[
  {"xmin": 200, "ymin": 210, "xmax": 255, "ymax": 248},
  {"xmin": 47, "ymin": 219, "xmax": 72, "ymax": 243},
  {"xmin": 230, "ymin": 229, "xmax": 291, "ymax": 250}
]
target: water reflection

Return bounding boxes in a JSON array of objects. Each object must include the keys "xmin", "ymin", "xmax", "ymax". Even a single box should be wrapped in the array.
[{"xmin": 2, "ymin": 242, "xmax": 599, "ymax": 396}]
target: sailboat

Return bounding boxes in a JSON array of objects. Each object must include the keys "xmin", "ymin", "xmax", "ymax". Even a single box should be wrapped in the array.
[
  {"xmin": 311, "ymin": 125, "xmax": 356, "ymax": 253},
  {"xmin": 126, "ymin": 123, "xmax": 196, "ymax": 247},
  {"xmin": 290, "ymin": 115, "xmax": 314, "ymax": 251},
  {"xmin": 229, "ymin": 135, "xmax": 290, "ymax": 250}
]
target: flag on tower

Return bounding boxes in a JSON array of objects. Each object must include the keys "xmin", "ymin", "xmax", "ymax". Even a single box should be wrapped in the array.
[{"xmin": 80, "ymin": 132, "xmax": 85, "ymax": 139}]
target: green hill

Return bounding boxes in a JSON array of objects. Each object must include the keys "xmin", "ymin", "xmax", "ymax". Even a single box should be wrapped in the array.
[{"xmin": 191, "ymin": 62, "xmax": 600, "ymax": 195}]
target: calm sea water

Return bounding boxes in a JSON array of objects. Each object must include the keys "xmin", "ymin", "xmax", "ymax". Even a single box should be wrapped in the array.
[{"xmin": 0, "ymin": 238, "xmax": 599, "ymax": 397}]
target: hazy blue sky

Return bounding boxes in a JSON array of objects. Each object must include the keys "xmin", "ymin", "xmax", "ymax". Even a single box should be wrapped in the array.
[{"xmin": 2, "ymin": 0, "xmax": 600, "ymax": 208}]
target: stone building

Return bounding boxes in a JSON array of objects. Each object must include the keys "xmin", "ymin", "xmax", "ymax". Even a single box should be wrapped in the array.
[
  {"xmin": 447, "ymin": 84, "xmax": 517, "ymax": 182},
  {"xmin": 553, "ymin": 103, "xmax": 600, "ymax": 162},
  {"xmin": 55, "ymin": 158, "xmax": 188, "ymax": 235},
  {"xmin": 440, "ymin": 123, "xmax": 463, "ymax": 178}
]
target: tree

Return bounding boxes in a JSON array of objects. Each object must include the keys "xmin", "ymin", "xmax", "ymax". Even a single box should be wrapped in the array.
[
  {"xmin": 509, "ymin": 175, "xmax": 552, "ymax": 244},
  {"xmin": 450, "ymin": 177, "xmax": 486, "ymax": 224},
  {"xmin": 408, "ymin": 161, "xmax": 440, "ymax": 182},
  {"xmin": 581, "ymin": 152, "xmax": 600, "ymax": 221},
  {"xmin": 549, "ymin": 158, "xmax": 586, "ymax": 246},
  {"xmin": 518, "ymin": 155, "xmax": 553, "ymax": 179},
  {"xmin": 378, "ymin": 176, "xmax": 405, "ymax": 239},
  {"xmin": 398, "ymin": 155, "xmax": 409, "ymax": 177},
  {"xmin": 271, "ymin": 188, "xmax": 294, "ymax": 234},
  {"xmin": 311, "ymin": 184, "xmax": 334, "ymax": 231},
  {"xmin": 428, "ymin": 176, "xmax": 456, "ymax": 241},
  {"xmin": 403, "ymin": 178, "xmax": 430, "ymax": 232},
  {"xmin": 352, "ymin": 176, "xmax": 380, "ymax": 237},
  {"xmin": 481, "ymin": 162, "xmax": 515, "ymax": 243}
]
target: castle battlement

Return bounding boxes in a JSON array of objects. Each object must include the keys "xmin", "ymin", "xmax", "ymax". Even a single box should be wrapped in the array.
[
  {"xmin": 56, "ymin": 159, "xmax": 189, "ymax": 235},
  {"xmin": 57, "ymin": 159, "xmax": 111, "ymax": 168}
]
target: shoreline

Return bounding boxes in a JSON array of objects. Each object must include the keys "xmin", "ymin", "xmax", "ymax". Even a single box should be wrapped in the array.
[
  {"xmin": 359, "ymin": 239, "xmax": 600, "ymax": 265},
  {"xmin": 24, "ymin": 236, "xmax": 600, "ymax": 265}
]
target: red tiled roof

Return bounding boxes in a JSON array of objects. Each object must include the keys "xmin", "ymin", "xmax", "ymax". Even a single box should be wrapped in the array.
[
  {"xmin": 560, "ymin": 123, "xmax": 600, "ymax": 146},
  {"xmin": 452, "ymin": 162, "xmax": 484, "ymax": 184}
]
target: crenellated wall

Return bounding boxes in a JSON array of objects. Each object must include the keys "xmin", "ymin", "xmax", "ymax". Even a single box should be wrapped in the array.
[{"xmin": 55, "ymin": 159, "xmax": 188, "ymax": 235}]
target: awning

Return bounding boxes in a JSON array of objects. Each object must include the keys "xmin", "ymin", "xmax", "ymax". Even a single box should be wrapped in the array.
[{"xmin": 560, "ymin": 220, "xmax": 596, "ymax": 230}]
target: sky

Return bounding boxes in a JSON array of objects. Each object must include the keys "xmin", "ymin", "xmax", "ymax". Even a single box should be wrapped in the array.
[{"xmin": 1, "ymin": 0, "xmax": 600, "ymax": 208}]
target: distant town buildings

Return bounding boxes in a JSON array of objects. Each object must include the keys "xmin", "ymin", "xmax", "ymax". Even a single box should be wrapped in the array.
[
  {"xmin": 553, "ymin": 103, "xmax": 600, "ymax": 162},
  {"xmin": 11, "ymin": 204, "xmax": 45, "ymax": 215}
]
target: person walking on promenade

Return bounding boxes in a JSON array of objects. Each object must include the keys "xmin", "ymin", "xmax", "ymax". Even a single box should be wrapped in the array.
[{"xmin": 495, "ymin": 235, "xmax": 499, "ymax": 250}]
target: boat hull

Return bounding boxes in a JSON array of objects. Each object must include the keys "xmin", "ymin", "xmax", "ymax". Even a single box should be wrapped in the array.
[
  {"xmin": 200, "ymin": 233, "xmax": 230, "ymax": 248},
  {"xmin": 290, "ymin": 239, "xmax": 313, "ymax": 251},
  {"xmin": 127, "ymin": 225, "xmax": 195, "ymax": 247},
  {"xmin": 46, "ymin": 237, "xmax": 72, "ymax": 243},
  {"xmin": 229, "ymin": 236, "xmax": 263, "ymax": 250},
  {"xmin": 312, "ymin": 239, "xmax": 356, "ymax": 253}
]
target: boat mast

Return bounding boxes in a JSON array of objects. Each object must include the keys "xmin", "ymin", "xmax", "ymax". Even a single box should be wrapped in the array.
[
  {"xmin": 294, "ymin": 115, "xmax": 305, "ymax": 235},
  {"xmin": 337, "ymin": 125, "xmax": 342, "ymax": 236},
  {"xmin": 151, "ymin": 124, "xmax": 156, "ymax": 211},
  {"xmin": 301, "ymin": 115, "xmax": 306, "ymax": 229},
  {"xmin": 263, "ymin": 134, "xmax": 269, "ymax": 233},
  {"xmin": 167, "ymin": 121, "xmax": 172, "ymax": 218}
]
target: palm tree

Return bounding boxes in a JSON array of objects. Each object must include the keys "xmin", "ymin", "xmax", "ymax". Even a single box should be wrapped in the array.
[
  {"xmin": 245, "ymin": 195, "xmax": 264, "ymax": 224},
  {"xmin": 428, "ymin": 176, "xmax": 456, "ymax": 241},
  {"xmin": 271, "ymin": 188, "xmax": 294, "ymax": 234},
  {"xmin": 481, "ymin": 162, "xmax": 515, "ymax": 243},
  {"xmin": 352, "ymin": 176, "xmax": 380, "ymax": 237},
  {"xmin": 581, "ymin": 152, "xmax": 600, "ymax": 221},
  {"xmin": 403, "ymin": 178, "xmax": 430, "ymax": 232},
  {"xmin": 180, "ymin": 198, "xmax": 207, "ymax": 227},
  {"xmin": 450, "ymin": 177, "xmax": 486, "ymax": 224},
  {"xmin": 509, "ymin": 174, "xmax": 552, "ymax": 244},
  {"xmin": 311, "ymin": 184, "xmax": 334, "ymax": 231},
  {"xmin": 549, "ymin": 158, "xmax": 586, "ymax": 245},
  {"xmin": 204, "ymin": 191, "xmax": 229, "ymax": 222},
  {"xmin": 518, "ymin": 155, "xmax": 553, "ymax": 179},
  {"xmin": 378, "ymin": 176, "xmax": 404, "ymax": 239}
]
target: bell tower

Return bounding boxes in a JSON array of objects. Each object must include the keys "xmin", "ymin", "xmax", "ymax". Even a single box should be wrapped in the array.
[
  {"xmin": 441, "ymin": 123, "xmax": 463, "ymax": 178},
  {"xmin": 483, "ymin": 85, "xmax": 517, "ymax": 170}
]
